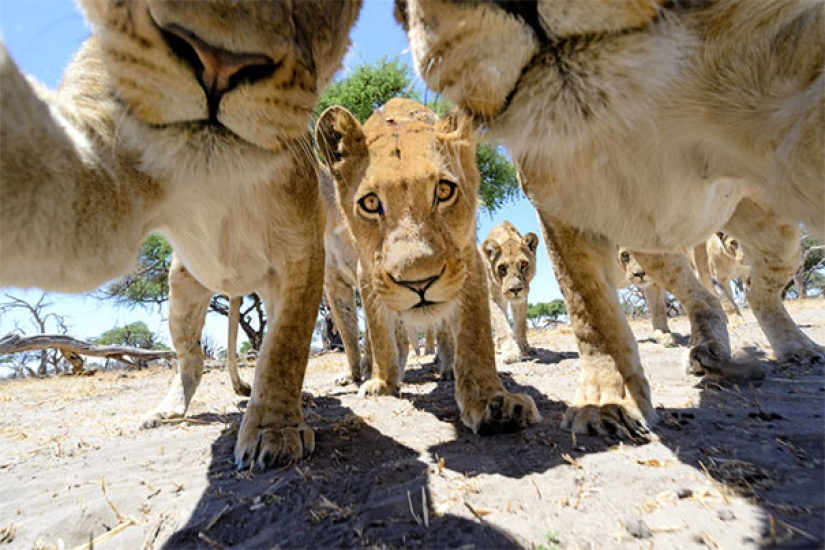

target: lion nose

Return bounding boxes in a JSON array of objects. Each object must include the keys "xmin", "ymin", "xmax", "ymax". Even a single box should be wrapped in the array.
[
  {"xmin": 633, "ymin": 271, "xmax": 646, "ymax": 282},
  {"xmin": 160, "ymin": 23, "xmax": 275, "ymax": 117},
  {"xmin": 395, "ymin": 274, "xmax": 441, "ymax": 296},
  {"xmin": 508, "ymin": 283, "xmax": 524, "ymax": 296}
]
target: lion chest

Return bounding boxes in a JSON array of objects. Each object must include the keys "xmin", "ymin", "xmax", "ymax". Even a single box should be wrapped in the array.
[{"xmin": 157, "ymin": 168, "xmax": 321, "ymax": 296}]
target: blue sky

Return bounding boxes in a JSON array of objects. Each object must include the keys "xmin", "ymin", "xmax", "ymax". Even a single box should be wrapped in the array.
[{"xmin": 0, "ymin": 1, "xmax": 561, "ymax": 349}]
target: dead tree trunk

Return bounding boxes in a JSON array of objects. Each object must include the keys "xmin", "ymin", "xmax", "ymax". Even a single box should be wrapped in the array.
[{"xmin": 0, "ymin": 333, "xmax": 176, "ymax": 370}]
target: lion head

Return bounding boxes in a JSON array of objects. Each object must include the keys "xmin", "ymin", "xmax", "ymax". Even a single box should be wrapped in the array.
[
  {"xmin": 482, "ymin": 221, "xmax": 538, "ymax": 302},
  {"xmin": 316, "ymin": 98, "xmax": 478, "ymax": 330},
  {"xmin": 75, "ymin": 0, "xmax": 361, "ymax": 180},
  {"xmin": 616, "ymin": 248, "xmax": 654, "ymax": 289}
]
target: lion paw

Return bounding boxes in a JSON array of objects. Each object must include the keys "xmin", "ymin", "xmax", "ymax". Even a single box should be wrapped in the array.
[
  {"xmin": 334, "ymin": 373, "xmax": 357, "ymax": 386},
  {"xmin": 139, "ymin": 407, "xmax": 184, "ymax": 429},
  {"xmin": 653, "ymin": 330, "xmax": 677, "ymax": 348},
  {"xmin": 775, "ymin": 341, "xmax": 825, "ymax": 367},
  {"xmin": 461, "ymin": 391, "xmax": 541, "ymax": 435},
  {"xmin": 234, "ymin": 407, "xmax": 314, "ymax": 470},
  {"xmin": 232, "ymin": 379, "xmax": 252, "ymax": 397},
  {"xmin": 561, "ymin": 404, "xmax": 655, "ymax": 441},
  {"xmin": 357, "ymin": 379, "xmax": 398, "ymax": 397},
  {"xmin": 684, "ymin": 341, "xmax": 729, "ymax": 376}
]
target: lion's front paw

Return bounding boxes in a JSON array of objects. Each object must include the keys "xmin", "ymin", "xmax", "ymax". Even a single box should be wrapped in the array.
[
  {"xmin": 232, "ymin": 379, "xmax": 252, "ymax": 397},
  {"xmin": 334, "ymin": 373, "xmax": 357, "ymax": 386},
  {"xmin": 139, "ymin": 407, "xmax": 184, "ymax": 430},
  {"xmin": 561, "ymin": 404, "xmax": 655, "ymax": 441},
  {"xmin": 357, "ymin": 379, "xmax": 398, "ymax": 397},
  {"xmin": 234, "ymin": 406, "xmax": 314, "ymax": 470},
  {"xmin": 653, "ymin": 330, "xmax": 677, "ymax": 348},
  {"xmin": 685, "ymin": 340, "xmax": 728, "ymax": 376},
  {"xmin": 461, "ymin": 391, "xmax": 541, "ymax": 435}
]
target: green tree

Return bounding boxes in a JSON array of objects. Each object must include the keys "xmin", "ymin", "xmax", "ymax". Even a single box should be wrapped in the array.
[
  {"xmin": 527, "ymin": 299, "xmax": 567, "ymax": 328},
  {"xmin": 93, "ymin": 321, "xmax": 169, "ymax": 350},
  {"xmin": 315, "ymin": 57, "xmax": 418, "ymax": 123},
  {"xmin": 315, "ymin": 57, "xmax": 521, "ymax": 214},
  {"xmin": 97, "ymin": 233, "xmax": 172, "ymax": 308}
]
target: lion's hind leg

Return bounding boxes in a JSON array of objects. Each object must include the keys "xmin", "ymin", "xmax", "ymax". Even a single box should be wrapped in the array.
[
  {"xmin": 724, "ymin": 198, "xmax": 824, "ymax": 366},
  {"xmin": 141, "ymin": 255, "xmax": 212, "ymax": 428},
  {"xmin": 540, "ymin": 216, "xmax": 656, "ymax": 439}
]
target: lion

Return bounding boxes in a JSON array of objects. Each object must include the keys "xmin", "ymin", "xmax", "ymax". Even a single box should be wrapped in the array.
[
  {"xmin": 0, "ymin": 0, "xmax": 362, "ymax": 469},
  {"xmin": 397, "ymin": 0, "xmax": 824, "ymax": 438},
  {"xmin": 315, "ymin": 98, "xmax": 540, "ymax": 434},
  {"xmin": 692, "ymin": 233, "xmax": 751, "ymax": 320},
  {"xmin": 481, "ymin": 221, "xmax": 539, "ymax": 363},
  {"xmin": 614, "ymin": 249, "xmax": 678, "ymax": 347}
]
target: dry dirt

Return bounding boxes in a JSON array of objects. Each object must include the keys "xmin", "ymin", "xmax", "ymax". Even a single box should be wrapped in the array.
[{"xmin": 1, "ymin": 300, "xmax": 823, "ymax": 549}]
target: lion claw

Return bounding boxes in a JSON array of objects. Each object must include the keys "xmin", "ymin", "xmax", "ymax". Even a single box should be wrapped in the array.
[{"xmin": 462, "ymin": 391, "xmax": 541, "ymax": 435}]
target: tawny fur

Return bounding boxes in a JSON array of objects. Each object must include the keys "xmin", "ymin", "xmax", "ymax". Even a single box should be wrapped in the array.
[
  {"xmin": 316, "ymin": 98, "xmax": 540, "ymax": 434},
  {"xmin": 691, "ymin": 233, "xmax": 752, "ymax": 319},
  {"xmin": 481, "ymin": 221, "xmax": 539, "ymax": 363},
  {"xmin": 398, "ymin": 0, "xmax": 824, "ymax": 437},
  {"xmin": 0, "ymin": 0, "xmax": 362, "ymax": 469}
]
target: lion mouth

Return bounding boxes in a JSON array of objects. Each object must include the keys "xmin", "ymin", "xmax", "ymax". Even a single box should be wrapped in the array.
[{"xmin": 412, "ymin": 299, "xmax": 439, "ymax": 309}]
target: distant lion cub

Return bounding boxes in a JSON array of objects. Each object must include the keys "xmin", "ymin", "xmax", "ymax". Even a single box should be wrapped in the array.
[
  {"xmin": 316, "ymin": 98, "xmax": 540, "ymax": 434},
  {"xmin": 481, "ymin": 222, "xmax": 539, "ymax": 363}
]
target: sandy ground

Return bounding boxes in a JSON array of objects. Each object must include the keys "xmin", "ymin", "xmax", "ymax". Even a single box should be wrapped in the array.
[{"xmin": 1, "ymin": 300, "xmax": 823, "ymax": 549}]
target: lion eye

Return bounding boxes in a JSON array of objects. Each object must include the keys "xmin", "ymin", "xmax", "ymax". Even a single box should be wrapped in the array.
[
  {"xmin": 435, "ymin": 180, "xmax": 457, "ymax": 204},
  {"xmin": 497, "ymin": 265, "xmax": 507, "ymax": 277},
  {"xmin": 620, "ymin": 251, "xmax": 631, "ymax": 264},
  {"xmin": 358, "ymin": 193, "xmax": 383, "ymax": 216},
  {"xmin": 519, "ymin": 262, "xmax": 528, "ymax": 273}
]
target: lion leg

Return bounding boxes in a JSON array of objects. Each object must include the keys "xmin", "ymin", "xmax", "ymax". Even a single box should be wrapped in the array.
[
  {"xmin": 489, "ymin": 288, "xmax": 521, "ymax": 364},
  {"xmin": 325, "ymin": 277, "xmax": 363, "ymax": 385},
  {"xmin": 141, "ymin": 255, "xmax": 212, "ymax": 428},
  {"xmin": 424, "ymin": 326, "xmax": 436, "ymax": 355},
  {"xmin": 641, "ymin": 283, "xmax": 676, "ymax": 346},
  {"xmin": 234, "ymin": 254, "xmax": 323, "ymax": 470},
  {"xmin": 510, "ymin": 298, "xmax": 534, "ymax": 358},
  {"xmin": 434, "ymin": 322, "xmax": 455, "ymax": 380},
  {"xmin": 357, "ymin": 285, "xmax": 401, "ymax": 397},
  {"xmin": 539, "ymin": 216, "xmax": 656, "ymax": 438},
  {"xmin": 724, "ymin": 198, "xmax": 824, "ymax": 365},
  {"xmin": 717, "ymin": 276, "xmax": 744, "ymax": 322},
  {"xmin": 452, "ymin": 248, "xmax": 540, "ymax": 434},
  {"xmin": 634, "ymin": 251, "xmax": 732, "ymax": 376},
  {"xmin": 360, "ymin": 324, "xmax": 373, "ymax": 380},
  {"xmin": 395, "ymin": 319, "xmax": 410, "ymax": 382},
  {"xmin": 227, "ymin": 296, "xmax": 251, "ymax": 397}
]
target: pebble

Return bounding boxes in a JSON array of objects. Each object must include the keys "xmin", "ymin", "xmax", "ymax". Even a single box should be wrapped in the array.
[{"xmin": 624, "ymin": 518, "xmax": 652, "ymax": 539}]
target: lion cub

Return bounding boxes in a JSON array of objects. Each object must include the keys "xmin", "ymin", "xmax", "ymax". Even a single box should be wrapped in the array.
[
  {"xmin": 316, "ymin": 98, "xmax": 540, "ymax": 434},
  {"xmin": 481, "ymin": 222, "xmax": 539, "ymax": 363}
]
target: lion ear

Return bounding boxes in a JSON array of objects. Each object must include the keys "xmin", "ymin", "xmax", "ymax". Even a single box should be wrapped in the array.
[
  {"xmin": 482, "ymin": 238, "xmax": 501, "ymax": 265},
  {"xmin": 538, "ymin": 0, "xmax": 664, "ymax": 37},
  {"xmin": 315, "ymin": 105, "xmax": 367, "ymax": 173},
  {"xmin": 523, "ymin": 232, "xmax": 539, "ymax": 254},
  {"xmin": 435, "ymin": 109, "xmax": 472, "ymax": 142}
]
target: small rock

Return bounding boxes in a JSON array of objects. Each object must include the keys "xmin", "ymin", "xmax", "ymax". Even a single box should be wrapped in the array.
[
  {"xmin": 624, "ymin": 518, "xmax": 652, "ymax": 539},
  {"xmin": 718, "ymin": 509, "xmax": 736, "ymax": 521},
  {"xmin": 677, "ymin": 488, "xmax": 693, "ymax": 499}
]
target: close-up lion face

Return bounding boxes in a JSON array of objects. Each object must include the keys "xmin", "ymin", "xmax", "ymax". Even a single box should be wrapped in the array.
[
  {"xmin": 616, "ymin": 248, "xmax": 653, "ymax": 289},
  {"xmin": 316, "ymin": 98, "xmax": 479, "ymax": 328},
  {"xmin": 483, "ymin": 228, "xmax": 538, "ymax": 301},
  {"xmin": 396, "ymin": 0, "xmax": 665, "ymax": 121},
  {"xmin": 79, "ymin": 0, "xmax": 360, "ymax": 154}
]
